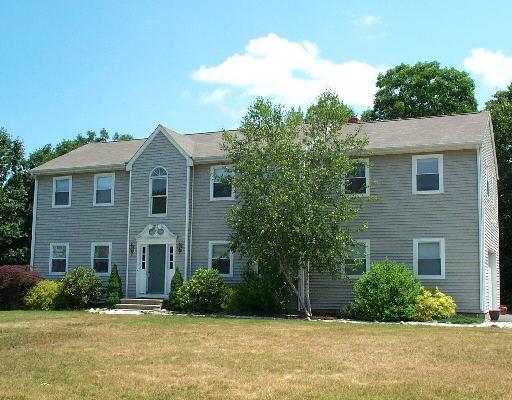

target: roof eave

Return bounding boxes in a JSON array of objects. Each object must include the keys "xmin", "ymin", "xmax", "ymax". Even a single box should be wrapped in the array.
[{"xmin": 30, "ymin": 163, "xmax": 127, "ymax": 176}]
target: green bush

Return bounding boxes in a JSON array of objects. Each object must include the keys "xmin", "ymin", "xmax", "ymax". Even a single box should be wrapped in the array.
[
  {"xmin": 350, "ymin": 260, "xmax": 422, "ymax": 321},
  {"xmin": 224, "ymin": 266, "xmax": 292, "ymax": 315},
  {"xmin": 59, "ymin": 266, "xmax": 104, "ymax": 309},
  {"xmin": 177, "ymin": 268, "xmax": 225, "ymax": 313},
  {"xmin": 168, "ymin": 267, "xmax": 184, "ymax": 310},
  {"xmin": 105, "ymin": 265, "xmax": 123, "ymax": 309},
  {"xmin": 416, "ymin": 287, "xmax": 456, "ymax": 321},
  {"xmin": 24, "ymin": 280, "xmax": 62, "ymax": 310}
]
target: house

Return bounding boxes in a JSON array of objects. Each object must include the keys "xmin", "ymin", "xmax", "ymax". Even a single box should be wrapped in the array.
[{"xmin": 30, "ymin": 111, "xmax": 500, "ymax": 314}]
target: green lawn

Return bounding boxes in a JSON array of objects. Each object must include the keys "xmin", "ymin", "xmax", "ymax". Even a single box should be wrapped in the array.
[{"xmin": 0, "ymin": 311, "xmax": 511, "ymax": 399}]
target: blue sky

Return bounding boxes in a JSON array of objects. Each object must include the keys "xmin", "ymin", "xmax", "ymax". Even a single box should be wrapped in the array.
[{"xmin": 1, "ymin": 1, "xmax": 511, "ymax": 153}]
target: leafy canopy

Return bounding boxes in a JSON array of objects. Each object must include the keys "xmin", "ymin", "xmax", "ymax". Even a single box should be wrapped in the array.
[
  {"xmin": 362, "ymin": 61, "xmax": 477, "ymax": 121},
  {"xmin": 222, "ymin": 91, "xmax": 368, "ymax": 312}
]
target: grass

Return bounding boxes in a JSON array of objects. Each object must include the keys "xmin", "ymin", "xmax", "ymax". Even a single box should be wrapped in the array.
[
  {"xmin": 437, "ymin": 314, "xmax": 486, "ymax": 324},
  {"xmin": 0, "ymin": 311, "xmax": 511, "ymax": 399}
]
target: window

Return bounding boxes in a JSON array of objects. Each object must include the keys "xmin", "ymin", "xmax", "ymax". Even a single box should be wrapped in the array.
[
  {"xmin": 150, "ymin": 167, "xmax": 167, "ymax": 215},
  {"xmin": 210, "ymin": 166, "xmax": 234, "ymax": 200},
  {"xmin": 169, "ymin": 245, "xmax": 174, "ymax": 270},
  {"xmin": 53, "ymin": 176, "xmax": 72, "ymax": 207},
  {"xmin": 412, "ymin": 154, "xmax": 443, "ymax": 194},
  {"xmin": 208, "ymin": 241, "xmax": 233, "ymax": 277},
  {"xmin": 413, "ymin": 238, "xmax": 445, "ymax": 279},
  {"xmin": 49, "ymin": 243, "xmax": 68, "ymax": 274},
  {"xmin": 345, "ymin": 161, "xmax": 369, "ymax": 196},
  {"xmin": 91, "ymin": 242, "xmax": 112, "ymax": 275},
  {"xmin": 94, "ymin": 173, "xmax": 114, "ymax": 206},
  {"xmin": 344, "ymin": 240, "xmax": 370, "ymax": 277}
]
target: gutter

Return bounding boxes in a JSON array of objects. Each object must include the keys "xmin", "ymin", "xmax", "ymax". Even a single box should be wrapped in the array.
[
  {"xmin": 184, "ymin": 163, "xmax": 192, "ymax": 280},
  {"xmin": 30, "ymin": 177, "xmax": 38, "ymax": 266},
  {"xmin": 31, "ymin": 163, "xmax": 126, "ymax": 176}
]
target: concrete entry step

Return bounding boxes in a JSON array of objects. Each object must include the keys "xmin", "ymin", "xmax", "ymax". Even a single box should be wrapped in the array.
[
  {"xmin": 120, "ymin": 298, "xmax": 164, "ymax": 306},
  {"xmin": 115, "ymin": 298, "xmax": 164, "ymax": 310}
]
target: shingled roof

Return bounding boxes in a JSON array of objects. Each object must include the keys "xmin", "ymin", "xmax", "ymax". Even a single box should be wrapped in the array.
[{"xmin": 31, "ymin": 111, "xmax": 491, "ymax": 175}]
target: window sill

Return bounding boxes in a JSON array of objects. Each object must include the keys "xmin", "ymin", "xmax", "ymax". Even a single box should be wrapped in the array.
[
  {"xmin": 49, "ymin": 272, "xmax": 66, "ymax": 276},
  {"xmin": 417, "ymin": 275, "xmax": 445, "ymax": 280},
  {"xmin": 52, "ymin": 205, "xmax": 71, "ymax": 209},
  {"xmin": 93, "ymin": 203, "xmax": 114, "ymax": 207},
  {"xmin": 412, "ymin": 190, "xmax": 444, "ymax": 195},
  {"xmin": 210, "ymin": 197, "xmax": 235, "ymax": 202}
]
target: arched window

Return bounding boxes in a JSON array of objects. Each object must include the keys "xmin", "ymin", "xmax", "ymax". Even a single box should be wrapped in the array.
[{"xmin": 150, "ymin": 167, "xmax": 167, "ymax": 215}]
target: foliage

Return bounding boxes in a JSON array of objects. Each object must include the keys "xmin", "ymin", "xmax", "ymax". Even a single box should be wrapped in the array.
[
  {"xmin": 0, "ymin": 265, "xmax": 42, "ymax": 310},
  {"xmin": 105, "ymin": 265, "xmax": 123, "ymax": 308},
  {"xmin": 24, "ymin": 280, "xmax": 62, "ymax": 310},
  {"xmin": 225, "ymin": 265, "xmax": 293, "ymax": 315},
  {"xmin": 361, "ymin": 61, "xmax": 477, "ymax": 121},
  {"xmin": 59, "ymin": 266, "xmax": 104, "ymax": 309},
  {"xmin": 437, "ymin": 314, "xmax": 485, "ymax": 324},
  {"xmin": 168, "ymin": 267, "xmax": 184, "ymax": 310},
  {"xmin": 177, "ymin": 268, "xmax": 226, "ymax": 313},
  {"xmin": 350, "ymin": 260, "xmax": 422, "ymax": 321},
  {"xmin": 485, "ymin": 83, "xmax": 512, "ymax": 306},
  {"xmin": 0, "ymin": 128, "xmax": 31, "ymax": 264},
  {"xmin": 222, "ymin": 91, "xmax": 368, "ymax": 317},
  {"xmin": 415, "ymin": 287, "xmax": 456, "ymax": 321}
]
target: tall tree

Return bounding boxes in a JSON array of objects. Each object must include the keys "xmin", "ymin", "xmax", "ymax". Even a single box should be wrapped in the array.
[
  {"xmin": 362, "ymin": 61, "xmax": 477, "ymax": 121},
  {"xmin": 0, "ymin": 128, "xmax": 30, "ymax": 264},
  {"xmin": 222, "ymin": 92, "xmax": 368, "ymax": 317},
  {"xmin": 485, "ymin": 83, "xmax": 512, "ymax": 306}
]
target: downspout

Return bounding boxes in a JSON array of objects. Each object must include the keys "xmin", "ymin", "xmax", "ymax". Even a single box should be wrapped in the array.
[
  {"xmin": 184, "ymin": 161, "xmax": 192, "ymax": 280},
  {"xmin": 477, "ymin": 146, "xmax": 485, "ymax": 312},
  {"xmin": 189, "ymin": 166, "xmax": 195, "ymax": 279},
  {"xmin": 30, "ymin": 177, "xmax": 38, "ymax": 267},
  {"xmin": 125, "ymin": 170, "xmax": 132, "ymax": 297}
]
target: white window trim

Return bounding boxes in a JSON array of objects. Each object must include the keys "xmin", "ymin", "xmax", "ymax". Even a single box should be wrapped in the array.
[
  {"xmin": 209, "ymin": 165, "xmax": 235, "ymax": 201},
  {"xmin": 345, "ymin": 239, "xmax": 370, "ymax": 278},
  {"xmin": 49, "ymin": 242, "xmax": 69, "ymax": 276},
  {"xmin": 52, "ymin": 176, "xmax": 72, "ymax": 208},
  {"xmin": 93, "ymin": 173, "xmax": 115, "ymax": 206},
  {"xmin": 148, "ymin": 166, "xmax": 168, "ymax": 217},
  {"xmin": 208, "ymin": 240, "xmax": 234, "ymax": 277},
  {"xmin": 343, "ymin": 159, "xmax": 370, "ymax": 197},
  {"xmin": 412, "ymin": 154, "xmax": 444, "ymax": 194},
  {"xmin": 413, "ymin": 238, "xmax": 445, "ymax": 279},
  {"xmin": 90, "ymin": 242, "xmax": 112, "ymax": 276}
]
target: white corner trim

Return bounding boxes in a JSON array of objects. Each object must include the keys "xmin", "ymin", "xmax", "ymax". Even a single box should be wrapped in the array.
[
  {"xmin": 93, "ymin": 172, "xmax": 115, "ymax": 206},
  {"xmin": 477, "ymin": 146, "xmax": 485, "ymax": 312},
  {"xmin": 412, "ymin": 154, "xmax": 444, "ymax": 194},
  {"xmin": 52, "ymin": 176, "xmax": 72, "ymax": 208},
  {"xmin": 125, "ymin": 125, "xmax": 193, "ymax": 171},
  {"xmin": 413, "ymin": 238, "xmax": 445, "ymax": 280},
  {"xmin": 346, "ymin": 239, "xmax": 370, "ymax": 278},
  {"xmin": 49, "ymin": 242, "xmax": 69, "ymax": 276},
  {"xmin": 208, "ymin": 240, "xmax": 234, "ymax": 277},
  {"xmin": 184, "ymin": 165, "xmax": 191, "ymax": 281},
  {"xmin": 148, "ymin": 166, "xmax": 168, "ymax": 217},
  {"xmin": 125, "ymin": 170, "xmax": 132, "ymax": 296},
  {"xmin": 30, "ymin": 177, "xmax": 38, "ymax": 266},
  {"xmin": 90, "ymin": 242, "xmax": 112, "ymax": 276},
  {"xmin": 209, "ymin": 165, "xmax": 235, "ymax": 201}
]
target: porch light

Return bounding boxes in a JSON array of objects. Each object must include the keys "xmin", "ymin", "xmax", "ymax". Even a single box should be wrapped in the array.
[
  {"xmin": 129, "ymin": 242, "xmax": 135, "ymax": 256},
  {"xmin": 177, "ymin": 242, "xmax": 183, "ymax": 253}
]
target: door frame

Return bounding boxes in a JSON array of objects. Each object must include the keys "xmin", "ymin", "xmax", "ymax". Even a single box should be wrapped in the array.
[{"xmin": 135, "ymin": 224, "xmax": 177, "ymax": 298}]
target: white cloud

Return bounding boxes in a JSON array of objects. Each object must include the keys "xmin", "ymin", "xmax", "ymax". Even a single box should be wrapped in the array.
[
  {"xmin": 463, "ymin": 48, "xmax": 512, "ymax": 88},
  {"xmin": 192, "ymin": 33, "xmax": 384, "ymax": 111},
  {"xmin": 355, "ymin": 14, "xmax": 382, "ymax": 26},
  {"xmin": 200, "ymin": 88, "xmax": 231, "ymax": 104}
]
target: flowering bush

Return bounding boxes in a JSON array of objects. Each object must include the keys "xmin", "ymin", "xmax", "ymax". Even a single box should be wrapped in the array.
[
  {"xmin": 416, "ymin": 287, "xmax": 456, "ymax": 321},
  {"xmin": 0, "ymin": 265, "xmax": 42, "ymax": 310},
  {"xmin": 24, "ymin": 280, "xmax": 62, "ymax": 310}
]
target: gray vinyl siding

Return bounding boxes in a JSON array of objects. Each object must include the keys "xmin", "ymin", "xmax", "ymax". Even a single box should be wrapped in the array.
[
  {"xmin": 189, "ymin": 163, "xmax": 246, "ymax": 283},
  {"xmin": 32, "ymin": 171, "xmax": 129, "ymax": 286},
  {"xmin": 310, "ymin": 150, "xmax": 481, "ymax": 313},
  {"xmin": 126, "ymin": 131, "xmax": 188, "ymax": 296},
  {"xmin": 482, "ymin": 122, "xmax": 500, "ymax": 311}
]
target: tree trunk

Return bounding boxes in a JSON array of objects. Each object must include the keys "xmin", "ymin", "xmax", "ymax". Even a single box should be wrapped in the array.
[
  {"xmin": 278, "ymin": 260, "xmax": 311, "ymax": 319},
  {"xmin": 304, "ymin": 261, "xmax": 312, "ymax": 318}
]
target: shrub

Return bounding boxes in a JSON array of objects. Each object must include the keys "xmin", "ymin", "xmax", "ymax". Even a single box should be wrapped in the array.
[
  {"xmin": 225, "ymin": 266, "xmax": 293, "ymax": 314},
  {"xmin": 350, "ymin": 260, "xmax": 422, "ymax": 321},
  {"xmin": 105, "ymin": 265, "xmax": 123, "ymax": 309},
  {"xmin": 177, "ymin": 268, "xmax": 225, "ymax": 313},
  {"xmin": 168, "ymin": 267, "xmax": 184, "ymax": 310},
  {"xmin": 59, "ymin": 266, "xmax": 103, "ymax": 309},
  {"xmin": 24, "ymin": 280, "xmax": 62, "ymax": 310},
  {"xmin": 416, "ymin": 287, "xmax": 456, "ymax": 321},
  {"xmin": 0, "ymin": 265, "xmax": 42, "ymax": 310}
]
